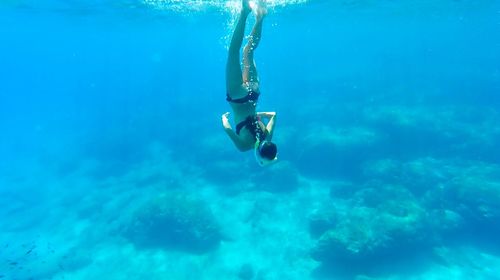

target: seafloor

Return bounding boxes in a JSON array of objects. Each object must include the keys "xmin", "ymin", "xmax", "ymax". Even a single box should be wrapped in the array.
[
  {"xmin": 1, "ymin": 1, "xmax": 500, "ymax": 279},
  {"xmin": 2, "ymin": 99, "xmax": 500, "ymax": 280}
]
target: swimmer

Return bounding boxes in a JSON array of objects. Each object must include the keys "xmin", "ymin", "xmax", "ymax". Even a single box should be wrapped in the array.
[{"xmin": 222, "ymin": 0, "xmax": 278, "ymax": 166}]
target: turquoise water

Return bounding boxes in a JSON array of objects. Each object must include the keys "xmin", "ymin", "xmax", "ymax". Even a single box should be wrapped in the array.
[{"xmin": 1, "ymin": 0, "xmax": 500, "ymax": 279}]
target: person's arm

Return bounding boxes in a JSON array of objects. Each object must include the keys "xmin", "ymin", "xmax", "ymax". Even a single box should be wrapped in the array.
[
  {"xmin": 257, "ymin": 112, "xmax": 276, "ymax": 140},
  {"xmin": 222, "ymin": 112, "xmax": 246, "ymax": 151}
]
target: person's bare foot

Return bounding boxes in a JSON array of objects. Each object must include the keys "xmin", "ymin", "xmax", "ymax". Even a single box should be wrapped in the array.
[
  {"xmin": 242, "ymin": 0, "xmax": 251, "ymax": 14},
  {"xmin": 255, "ymin": 0, "xmax": 267, "ymax": 21}
]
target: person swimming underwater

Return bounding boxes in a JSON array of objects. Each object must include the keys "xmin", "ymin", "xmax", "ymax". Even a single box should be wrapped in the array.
[{"xmin": 221, "ymin": 0, "xmax": 278, "ymax": 166}]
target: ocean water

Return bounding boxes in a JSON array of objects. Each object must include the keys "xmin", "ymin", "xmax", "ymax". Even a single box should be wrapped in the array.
[{"xmin": 1, "ymin": 0, "xmax": 500, "ymax": 279}]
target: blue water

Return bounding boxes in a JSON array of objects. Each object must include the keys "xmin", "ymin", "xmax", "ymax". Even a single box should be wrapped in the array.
[{"xmin": 1, "ymin": 0, "xmax": 500, "ymax": 279}]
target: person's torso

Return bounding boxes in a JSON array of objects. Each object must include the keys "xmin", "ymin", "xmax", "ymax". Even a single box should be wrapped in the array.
[
  {"xmin": 228, "ymin": 84, "xmax": 265, "ymax": 149},
  {"xmin": 229, "ymin": 85, "xmax": 258, "ymax": 123}
]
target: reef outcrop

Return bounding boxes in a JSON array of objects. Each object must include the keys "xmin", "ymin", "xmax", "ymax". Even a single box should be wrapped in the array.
[{"xmin": 123, "ymin": 192, "xmax": 222, "ymax": 254}]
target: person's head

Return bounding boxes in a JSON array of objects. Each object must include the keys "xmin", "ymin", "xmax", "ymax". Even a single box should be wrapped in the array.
[{"xmin": 255, "ymin": 141, "xmax": 278, "ymax": 166}]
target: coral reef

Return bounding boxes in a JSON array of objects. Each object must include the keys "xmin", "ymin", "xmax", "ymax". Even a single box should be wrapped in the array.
[
  {"xmin": 123, "ymin": 192, "xmax": 222, "ymax": 254},
  {"xmin": 311, "ymin": 185, "xmax": 429, "ymax": 265},
  {"xmin": 365, "ymin": 158, "xmax": 500, "ymax": 230},
  {"xmin": 311, "ymin": 157, "xmax": 500, "ymax": 276},
  {"xmin": 441, "ymin": 162, "xmax": 500, "ymax": 233}
]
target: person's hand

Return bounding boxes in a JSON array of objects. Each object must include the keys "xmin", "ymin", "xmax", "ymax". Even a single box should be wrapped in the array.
[
  {"xmin": 222, "ymin": 112, "xmax": 231, "ymax": 129},
  {"xmin": 257, "ymin": 112, "xmax": 276, "ymax": 118}
]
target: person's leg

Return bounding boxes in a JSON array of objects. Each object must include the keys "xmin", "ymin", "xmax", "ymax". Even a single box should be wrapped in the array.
[
  {"xmin": 226, "ymin": 0, "xmax": 251, "ymax": 94},
  {"xmin": 243, "ymin": 3, "xmax": 267, "ymax": 84}
]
